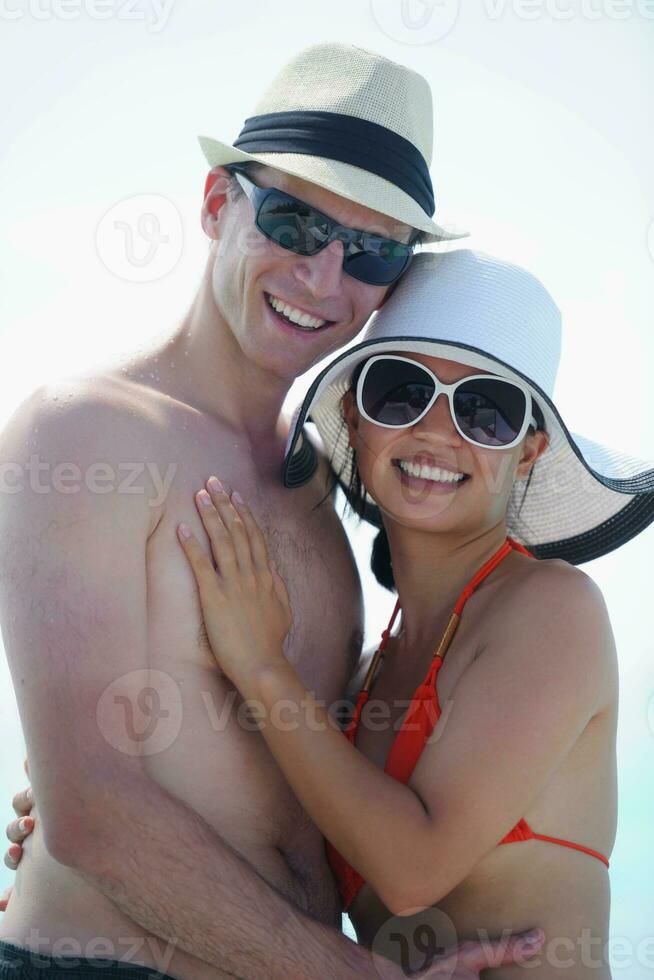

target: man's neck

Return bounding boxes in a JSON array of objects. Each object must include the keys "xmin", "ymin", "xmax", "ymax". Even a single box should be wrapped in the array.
[{"xmin": 154, "ymin": 255, "xmax": 294, "ymax": 453}]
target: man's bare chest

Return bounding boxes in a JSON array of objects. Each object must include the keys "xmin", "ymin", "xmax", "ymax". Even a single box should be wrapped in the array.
[
  {"xmin": 136, "ymin": 424, "xmax": 362, "ymax": 838},
  {"xmin": 148, "ymin": 428, "xmax": 358, "ymax": 669}
]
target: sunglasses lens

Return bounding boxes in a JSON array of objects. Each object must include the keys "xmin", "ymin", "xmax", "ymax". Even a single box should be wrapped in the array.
[
  {"xmin": 254, "ymin": 187, "xmax": 411, "ymax": 285},
  {"xmin": 453, "ymin": 379, "xmax": 527, "ymax": 446},
  {"xmin": 257, "ymin": 193, "xmax": 330, "ymax": 255},
  {"xmin": 361, "ymin": 359, "xmax": 434, "ymax": 426},
  {"xmin": 344, "ymin": 238, "xmax": 412, "ymax": 286}
]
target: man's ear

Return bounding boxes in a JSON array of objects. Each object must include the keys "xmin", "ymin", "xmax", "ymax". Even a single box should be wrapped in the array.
[
  {"xmin": 516, "ymin": 429, "xmax": 549, "ymax": 481},
  {"xmin": 201, "ymin": 167, "xmax": 233, "ymax": 239}
]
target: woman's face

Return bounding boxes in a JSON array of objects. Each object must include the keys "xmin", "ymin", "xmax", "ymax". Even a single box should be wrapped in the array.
[{"xmin": 343, "ymin": 352, "xmax": 549, "ymax": 535}]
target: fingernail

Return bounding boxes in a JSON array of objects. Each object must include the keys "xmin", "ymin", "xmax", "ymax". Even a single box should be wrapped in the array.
[
  {"xmin": 178, "ymin": 523, "xmax": 191, "ymax": 539},
  {"xmin": 25, "ymin": 788, "xmax": 33, "ymax": 802},
  {"xmin": 207, "ymin": 476, "xmax": 222, "ymax": 492},
  {"xmin": 233, "ymin": 491, "xmax": 244, "ymax": 504},
  {"xmin": 19, "ymin": 818, "xmax": 28, "ymax": 831},
  {"xmin": 198, "ymin": 489, "xmax": 212, "ymax": 507}
]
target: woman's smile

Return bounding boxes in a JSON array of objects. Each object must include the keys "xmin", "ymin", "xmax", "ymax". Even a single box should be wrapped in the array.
[{"xmin": 392, "ymin": 456, "xmax": 472, "ymax": 495}]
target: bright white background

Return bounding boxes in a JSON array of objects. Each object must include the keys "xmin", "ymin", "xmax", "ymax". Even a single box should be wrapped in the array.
[{"xmin": 0, "ymin": 0, "xmax": 652, "ymax": 973}]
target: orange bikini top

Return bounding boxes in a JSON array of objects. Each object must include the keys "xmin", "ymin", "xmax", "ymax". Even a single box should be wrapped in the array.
[{"xmin": 326, "ymin": 536, "xmax": 610, "ymax": 913}]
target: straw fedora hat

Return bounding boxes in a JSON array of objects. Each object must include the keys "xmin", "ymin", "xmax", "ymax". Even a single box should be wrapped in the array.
[
  {"xmin": 283, "ymin": 250, "xmax": 654, "ymax": 566},
  {"xmin": 197, "ymin": 42, "xmax": 467, "ymax": 243}
]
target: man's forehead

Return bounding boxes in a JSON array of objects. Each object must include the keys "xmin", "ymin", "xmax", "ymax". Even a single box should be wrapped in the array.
[{"xmin": 253, "ymin": 164, "xmax": 417, "ymax": 242}]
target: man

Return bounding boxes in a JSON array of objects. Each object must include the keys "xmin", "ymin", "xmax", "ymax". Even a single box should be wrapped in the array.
[{"xmin": 0, "ymin": 43, "xmax": 542, "ymax": 979}]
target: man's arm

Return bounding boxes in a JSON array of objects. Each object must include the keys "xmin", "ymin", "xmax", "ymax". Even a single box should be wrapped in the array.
[
  {"xmin": 2, "ymin": 779, "xmax": 546, "ymax": 980},
  {"xmin": 0, "ymin": 386, "xmax": 385, "ymax": 980}
]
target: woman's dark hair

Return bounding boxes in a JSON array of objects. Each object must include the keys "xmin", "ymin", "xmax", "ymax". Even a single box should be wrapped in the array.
[{"xmin": 327, "ymin": 359, "xmax": 547, "ymax": 593}]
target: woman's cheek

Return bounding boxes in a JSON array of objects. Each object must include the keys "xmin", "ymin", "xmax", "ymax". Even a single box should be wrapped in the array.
[{"xmin": 474, "ymin": 450, "xmax": 520, "ymax": 512}]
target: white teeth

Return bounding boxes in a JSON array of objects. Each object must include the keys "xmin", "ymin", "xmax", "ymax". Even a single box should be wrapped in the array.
[
  {"xmin": 268, "ymin": 294, "xmax": 327, "ymax": 330},
  {"xmin": 398, "ymin": 460, "xmax": 466, "ymax": 483}
]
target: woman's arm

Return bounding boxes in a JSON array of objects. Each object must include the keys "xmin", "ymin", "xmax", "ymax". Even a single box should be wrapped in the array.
[
  {"xmin": 1, "ymin": 759, "xmax": 34, "ymax": 912},
  {"xmin": 179, "ymin": 479, "xmax": 613, "ymax": 916},
  {"xmin": 401, "ymin": 561, "xmax": 614, "ymax": 910}
]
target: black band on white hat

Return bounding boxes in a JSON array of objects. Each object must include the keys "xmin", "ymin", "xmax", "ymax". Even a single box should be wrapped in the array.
[{"xmin": 233, "ymin": 110, "xmax": 436, "ymax": 217}]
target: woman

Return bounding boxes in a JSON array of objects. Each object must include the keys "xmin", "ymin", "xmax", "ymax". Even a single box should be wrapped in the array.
[
  {"xmin": 6, "ymin": 251, "xmax": 653, "ymax": 976},
  {"xmin": 174, "ymin": 249, "xmax": 653, "ymax": 976}
]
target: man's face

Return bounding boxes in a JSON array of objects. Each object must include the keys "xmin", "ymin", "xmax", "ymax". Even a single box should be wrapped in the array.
[{"xmin": 201, "ymin": 165, "xmax": 417, "ymax": 383}]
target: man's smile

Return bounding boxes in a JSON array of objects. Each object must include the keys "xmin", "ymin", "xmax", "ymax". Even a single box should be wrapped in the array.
[{"xmin": 264, "ymin": 292, "xmax": 337, "ymax": 332}]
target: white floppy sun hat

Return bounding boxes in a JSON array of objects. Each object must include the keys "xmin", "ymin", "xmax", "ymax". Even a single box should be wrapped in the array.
[
  {"xmin": 283, "ymin": 250, "xmax": 654, "ymax": 565},
  {"xmin": 197, "ymin": 42, "xmax": 467, "ymax": 244}
]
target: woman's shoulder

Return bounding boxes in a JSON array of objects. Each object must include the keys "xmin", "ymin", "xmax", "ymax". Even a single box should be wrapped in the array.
[
  {"xmin": 497, "ymin": 555, "xmax": 613, "ymax": 645},
  {"xmin": 489, "ymin": 555, "xmax": 617, "ymax": 709},
  {"xmin": 506, "ymin": 554, "xmax": 607, "ymax": 615}
]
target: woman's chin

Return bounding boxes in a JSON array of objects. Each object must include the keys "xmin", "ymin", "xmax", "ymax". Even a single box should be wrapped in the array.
[
  {"xmin": 369, "ymin": 465, "xmax": 471, "ymax": 528},
  {"xmin": 375, "ymin": 493, "xmax": 465, "ymax": 531}
]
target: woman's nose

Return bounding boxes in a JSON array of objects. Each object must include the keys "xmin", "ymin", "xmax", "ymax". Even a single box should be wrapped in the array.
[{"xmin": 413, "ymin": 392, "xmax": 461, "ymax": 442}]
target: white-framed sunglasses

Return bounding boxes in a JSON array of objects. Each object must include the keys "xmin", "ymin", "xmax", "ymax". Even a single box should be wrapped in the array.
[{"xmin": 356, "ymin": 354, "xmax": 539, "ymax": 450}]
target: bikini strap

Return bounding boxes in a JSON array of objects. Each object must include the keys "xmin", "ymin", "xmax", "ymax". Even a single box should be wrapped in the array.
[
  {"xmin": 361, "ymin": 597, "xmax": 401, "ymax": 694},
  {"xmin": 344, "ymin": 598, "xmax": 401, "ymax": 740},
  {"xmin": 452, "ymin": 538, "xmax": 514, "ymax": 616},
  {"xmin": 347, "ymin": 538, "xmax": 535, "ymax": 731},
  {"xmin": 426, "ymin": 538, "xmax": 532, "ymax": 680}
]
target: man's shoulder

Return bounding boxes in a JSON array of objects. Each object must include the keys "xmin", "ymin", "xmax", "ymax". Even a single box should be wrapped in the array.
[
  {"xmin": 0, "ymin": 374, "xmax": 171, "ymax": 530},
  {"xmin": 2, "ymin": 372, "xmax": 167, "ymax": 457}
]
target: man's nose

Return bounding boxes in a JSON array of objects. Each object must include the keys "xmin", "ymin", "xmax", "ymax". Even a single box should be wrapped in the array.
[{"xmin": 293, "ymin": 240, "xmax": 344, "ymax": 299}]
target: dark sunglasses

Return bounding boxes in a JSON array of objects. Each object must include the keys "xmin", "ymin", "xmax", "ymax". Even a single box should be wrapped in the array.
[
  {"xmin": 356, "ymin": 355, "xmax": 540, "ymax": 450},
  {"xmin": 229, "ymin": 167, "xmax": 416, "ymax": 286}
]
